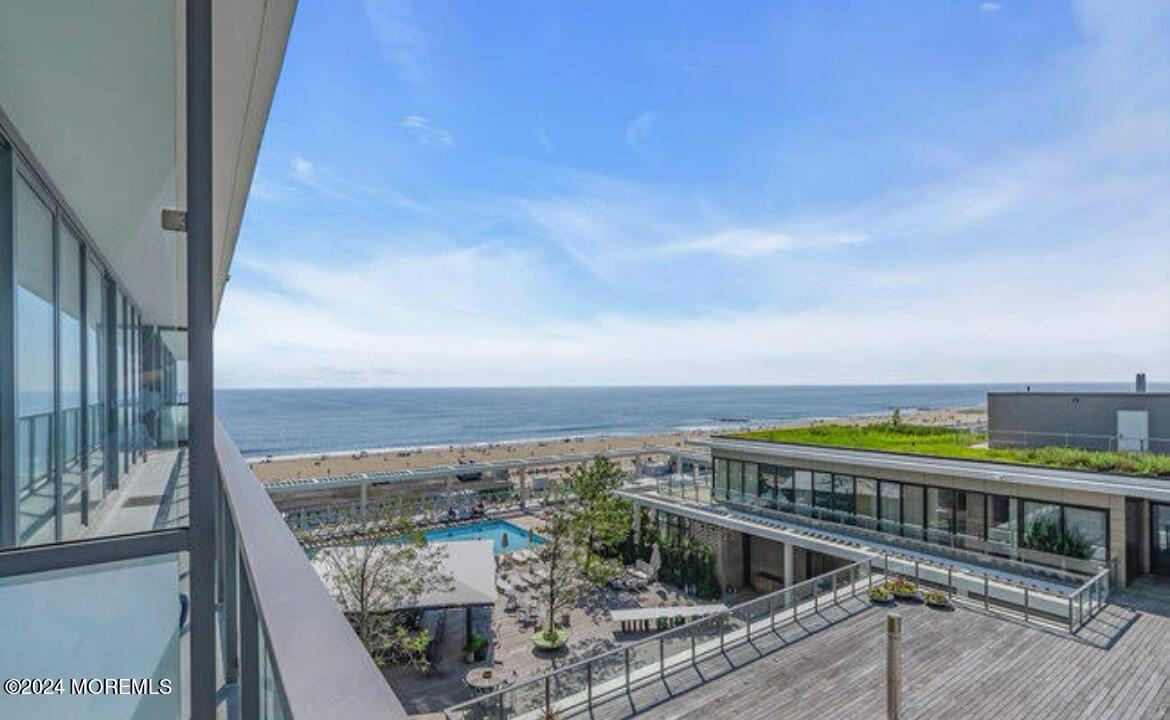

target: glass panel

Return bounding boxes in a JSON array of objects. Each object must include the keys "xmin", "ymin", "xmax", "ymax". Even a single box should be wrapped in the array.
[
  {"xmin": 794, "ymin": 470, "xmax": 813, "ymax": 516},
  {"xmin": 955, "ymin": 491, "xmax": 985, "ymax": 542},
  {"xmin": 776, "ymin": 466, "xmax": 794, "ymax": 509},
  {"xmin": 0, "ymin": 554, "xmax": 183, "ymax": 718},
  {"xmin": 832, "ymin": 474, "xmax": 854, "ymax": 517},
  {"xmin": 902, "ymin": 484, "xmax": 925, "ymax": 540},
  {"xmin": 879, "ymin": 481, "xmax": 901, "ymax": 534},
  {"xmin": 987, "ymin": 495, "xmax": 1017, "ymax": 547},
  {"xmin": 117, "ymin": 293, "xmax": 127, "ymax": 476},
  {"xmin": 742, "ymin": 462, "xmax": 758, "ymax": 505},
  {"xmin": 927, "ymin": 487, "xmax": 955, "ymax": 543},
  {"xmin": 15, "ymin": 174, "xmax": 56, "ymax": 547},
  {"xmin": 1062, "ymin": 507, "xmax": 1107, "ymax": 562},
  {"xmin": 758, "ymin": 464, "xmax": 777, "ymax": 509},
  {"xmin": 728, "ymin": 461, "xmax": 743, "ymax": 502},
  {"xmin": 855, "ymin": 478, "xmax": 877, "ymax": 529},
  {"xmin": 86, "ymin": 259, "xmax": 105, "ymax": 510},
  {"xmin": 1022, "ymin": 501, "xmax": 1062, "ymax": 555},
  {"xmin": 58, "ymin": 224, "xmax": 83, "ymax": 539},
  {"xmin": 813, "ymin": 472, "xmax": 833, "ymax": 511},
  {"xmin": 714, "ymin": 458, "xmax": 727, "ymax": 500}
]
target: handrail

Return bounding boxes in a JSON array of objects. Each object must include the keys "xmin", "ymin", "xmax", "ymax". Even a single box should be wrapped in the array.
[
  {"xmin": 445, "ymin": 557, "xmax": 874, "ymax": 720},
  {"xmin": 215, "ymin": 420, "xmax": 409, "ymax": 720}
]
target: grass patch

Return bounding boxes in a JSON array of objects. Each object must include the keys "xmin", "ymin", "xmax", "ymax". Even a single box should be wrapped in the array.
[{"xmin": 734, "ymin": 423, "xmax": 1170, "ymax": 476}]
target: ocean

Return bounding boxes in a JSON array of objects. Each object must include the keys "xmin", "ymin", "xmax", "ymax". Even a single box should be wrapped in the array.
[{"xmin": 215, "ymin": 382, "xmax": 1158, "ymax": 459}]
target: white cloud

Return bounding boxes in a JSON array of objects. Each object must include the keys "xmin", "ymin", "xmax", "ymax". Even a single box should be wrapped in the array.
[
  {"xmin": 665, "ymin": 229, "xmax": 867, "ymax": 257},
  {"xmin": 287, "ymin": 155, "xmax": 428, "ymax": 212},
  {"xmin": 364, "ymin": 0, "xmax": 429, "ymax": 84},
  {"xmin": 979, "ymin": 2, "xmax": 1002, "ymax": 11},
  {"xmin": 624, "ymin": 111, "xmax": 657, "ymax": 156},
  {"xmin": 400, "ymin": 115, "xmax": 456, "ymax": 146}
]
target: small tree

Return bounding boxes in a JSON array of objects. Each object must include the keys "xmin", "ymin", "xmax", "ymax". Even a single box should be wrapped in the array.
[
  {"xmin": 533, "ymin": 508, "xmax": 583, "ymax": 647},
  {"xmin": 312, "ymin": 505, "xmax": 453, "ymax": 671},
  {"xmin": 568, "ymin": 456, "xmax": 633, "ymax": 583}
]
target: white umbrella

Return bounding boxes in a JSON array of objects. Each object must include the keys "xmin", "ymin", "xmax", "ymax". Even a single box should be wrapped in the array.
[{"xmin": 649, "ymin": 542, "xmax": 661, "ymax": 577}]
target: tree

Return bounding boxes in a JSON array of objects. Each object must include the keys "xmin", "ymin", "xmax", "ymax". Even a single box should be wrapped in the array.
[
  {"xmin": 532, "ymin": 507, "xmax": 584, "ymax": 648},
  {"xmin": 311, "ymin": 505, "xmax": 453, "ymax": 671},
  {"xmin": 567, "ymin": 456, "xmax": 633, "ymax": 582}
]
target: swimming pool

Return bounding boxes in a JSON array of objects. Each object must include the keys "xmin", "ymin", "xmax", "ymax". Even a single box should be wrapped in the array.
[{"xmin": 393, "ymin": 520, "xmax": 546, "ymax": 554}]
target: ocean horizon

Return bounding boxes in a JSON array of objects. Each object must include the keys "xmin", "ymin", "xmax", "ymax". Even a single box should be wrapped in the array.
[{"xmin": 215, "ymin": 381, "xmax": 1164, "ymax": 459}]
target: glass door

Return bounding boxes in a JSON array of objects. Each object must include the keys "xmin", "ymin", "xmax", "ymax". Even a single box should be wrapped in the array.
[{"xmin": 1153, "ymin": 504, "xmax": 1170, "ymax": 576}]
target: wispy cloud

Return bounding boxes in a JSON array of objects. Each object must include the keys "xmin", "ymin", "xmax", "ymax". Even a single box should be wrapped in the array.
[
  {"xmin": 401, "ymin": 115, "xmax": 456, "ymax": 146},
  {"xmin": 665, "ymin": 229, "xmax": 868, "ymax": 257},
  {"xmin": 288, "ymin": 155, "xmax": 429, "ymax": 212},
  {"xmin": 364, "ymin": 0, "xmax": 429, "ymax": 84},
  {"xmin": 979, "ymin": 2, "xmax": 1002, "ymax": 11},
  {"xmin": 624, "ymin": 111, "xmax": 657, "ymax": 156}
]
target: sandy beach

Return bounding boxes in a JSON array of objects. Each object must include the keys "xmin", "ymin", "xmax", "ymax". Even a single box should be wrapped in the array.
[{"xmin": 250, "ymin": 406, "xmax": 986, "ymax": 483}]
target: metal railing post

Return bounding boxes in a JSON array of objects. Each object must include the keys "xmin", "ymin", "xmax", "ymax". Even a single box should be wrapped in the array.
[
  {"xmin": 624, "ymin": 647, "xmax": 631, "ymax": 692},
  {"xmin": 691, "ymin": 633, "xmax": 696, "ymax": 662},
  {"xmin": 1023, "ymin": 588, "xmax": 1030, "ymax": 623},
  {"xmin": 769, "ymin": 595, "xmax": 775, "ymax": 629},
  {"xmin": 544, "ymin": 675, "xmax": 550, "ymax": 717},
  {"xmin": 586, "ymin": 662, "xmax": 593, "ymax": 709},
  {"xmin": 719, "ymin": 614, "xmax": 726, "ymax": 652},
  {"xmin": 983, "ymin": 573, "xmax": 989, "ymax": 610},
  {"xmin": 913, "ymin": 560, "xmax": 919, "ymax": 583},
  {"xmin": 946, "ymin": 567, "xmax": 952, "ymax": 597},
  {"xmin": 1068, "ymin": 596, "xmax": 1074, "ymax": 633},
  {"xmin": 659, "ymin": 636, "xmax": 665, "ymax": 680},
  {"xmin": 832, "ymin": 573, "xmax": 838, "ymax": 604}
]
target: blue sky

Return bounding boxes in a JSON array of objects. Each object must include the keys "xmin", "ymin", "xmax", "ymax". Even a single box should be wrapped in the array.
[{"xmin": 218, "ymin": 0, "xmax": 1170, "ymax": 387}]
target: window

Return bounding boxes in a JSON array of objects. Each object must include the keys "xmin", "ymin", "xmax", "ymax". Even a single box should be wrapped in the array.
[
  {"xmin": 927, "ymin": 487, "xmax": 955, "ymax": 542},
  {"xmin": 855, "ymin": 478, "xmax": 878, "ymax": 529},
  {"xmin": 728, "ymin": 460, "xmax": 743, "ymax": 500},
  {"xmin": 85, "ymin": 259, "xmax": 105, "ymax": 511},
  {"xmin": 1022, "ymin": 501, "xmax": 1061, "ymax": 555},
  {"xmin": 15, "ymin": 174, "xmax": 56, "ymax": 545},
  {"xmin": 987, "ymin": 495, "xmax": 1017, "ymax": 547},
  {"xmin": 1063, "ymin": 507, "xmax": 1107, "ymax": 563},
  {"xmin": 794, "ymin": 470, "xmax": 813, "ymax": 515},
  {"xmin": 758, "ymin": 464, "xmax": 777, "ymax": 509},
  {"xmin": 955, "ymin": 490, "xmax": 985, "ymax": 542},
  {"xmin": 776, "ymin": 465, "xmax": 795, "ymax": 509},
  {"xmin": 902, "ymin": 484, "xmax": 925, "ymax": 540},
  {"xmin": 879, "ymin": 481, "xmax": 901, "ymax": 534},
  {"xmin": 743, "ymin": 462, "xmax": 758, "ymax": 504},
  {"xmin": 714, "ymin": 458, "xmax": 728, "ymax": 500},
  {"xmin": 813, "ymin": 472, "xmax": 833, "ymax": 511},
  {"xmin": 58, "ymin": 224, "xmax": 84, "ymax": 537},
  {"xmin": 833, "ymin": 474, "xmax": 855, "ymax": 518}
]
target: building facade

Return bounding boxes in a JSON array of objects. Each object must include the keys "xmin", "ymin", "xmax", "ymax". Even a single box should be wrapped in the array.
[{"xmin": 988, "ymin": 391, "xmax": 1170, "ymax": 453}]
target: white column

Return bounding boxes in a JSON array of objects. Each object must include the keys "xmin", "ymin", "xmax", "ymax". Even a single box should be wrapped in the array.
[
  {"xmin": 783, "ymin": 542, "xmax": 794, "ymax": 587},
  {"xmin": 360, "ymin": 483, "xmax": 368, "ymax": 519},
  {"xmin": 519, "ymin": 468, "xmax": 529, "ymax": 508}
]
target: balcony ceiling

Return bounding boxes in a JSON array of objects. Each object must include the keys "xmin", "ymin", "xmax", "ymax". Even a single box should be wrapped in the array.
[{"xmin": 0, "ymin": 0, "xmax": 295, "ymax": 335}]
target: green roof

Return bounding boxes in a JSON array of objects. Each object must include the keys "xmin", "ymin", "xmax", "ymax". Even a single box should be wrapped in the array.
[{"xmin": 733, "ymin": 423, "xmax": 1170, "ymax": 477}]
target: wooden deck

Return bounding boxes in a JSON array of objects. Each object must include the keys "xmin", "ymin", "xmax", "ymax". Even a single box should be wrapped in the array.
[{"xmin": 571, "ymin": 577, "xmax": 1170, "ymax": 720}]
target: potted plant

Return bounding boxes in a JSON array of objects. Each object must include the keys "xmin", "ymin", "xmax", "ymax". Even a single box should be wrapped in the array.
[
  {"xmin": 532, "ymin": 628, "xmax": 569, "ymax": 650},
  {"xmin": 462, "ymin": 634, "xmax": 486, "ymax": 663},
  {"xmin": 885, "ymin": 576, "xmax": 919, "ymax": 600},
  {"xmin": 868, "ymin": 585, "xmax": 894, "ymax": 603},
  {"xmin": 922, "ymin": 589, "xmax": 950, "ymax": 608}
]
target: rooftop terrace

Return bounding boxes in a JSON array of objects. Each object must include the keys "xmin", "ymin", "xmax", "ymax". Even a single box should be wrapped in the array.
[
  {"xmin": 733, "ymin": 422, "xmax": 1170, "ymax": 477},
  {"xmin": 574, "ymin": 577, "xmax": 1170, "ymax": 720}
]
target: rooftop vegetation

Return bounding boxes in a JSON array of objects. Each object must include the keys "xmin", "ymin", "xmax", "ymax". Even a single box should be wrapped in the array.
[{"xmin": 734, "ymin": 421, "xmax": 1170, "ymax": 477}]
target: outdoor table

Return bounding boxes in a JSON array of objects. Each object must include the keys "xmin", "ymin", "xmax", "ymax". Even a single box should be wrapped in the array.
[{"xmin": 465, "ymin": 667, "xmax": 509, "ymax": 694}]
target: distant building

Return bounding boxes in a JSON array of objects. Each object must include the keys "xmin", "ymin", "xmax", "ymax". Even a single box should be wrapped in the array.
[{"xmin": 988, "ymin": 381, "xmax": 1169, "ymax": 453}]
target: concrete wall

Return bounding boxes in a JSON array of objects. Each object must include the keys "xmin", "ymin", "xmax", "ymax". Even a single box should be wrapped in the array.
[{"xmin": 988, "ymin": 392, "xmax": 1170, "ymax": 453}]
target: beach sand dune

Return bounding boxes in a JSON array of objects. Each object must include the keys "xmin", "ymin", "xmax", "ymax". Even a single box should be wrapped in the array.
[{"xmin": 250, "ymin": 406, "xmax": 985, "ymax": 483}]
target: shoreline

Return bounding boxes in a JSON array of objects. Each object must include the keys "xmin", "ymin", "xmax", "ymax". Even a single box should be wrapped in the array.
[{"xmin": 249, "ymin": 405, "xmax": 986, "ymax": 483}]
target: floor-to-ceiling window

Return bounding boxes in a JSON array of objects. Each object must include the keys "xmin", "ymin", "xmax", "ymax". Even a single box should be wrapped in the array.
[
  {"xmin": 987, "ymin": 495, "xmax": 1017, "ymax": 547},
  {"xmin": 832, "ymin": 474, "xmax": 855, "ymax": 521},
  {"xmin": 855, "ymin": 477, "xmax": 878, "ymax": 530},
  {"xmin": 879, "ymin": 481, "xmax": 901, "ymax": 534},
  {"xmin": 955, "ymin": 490, "xmax": 985, "ymax": 544},
  {"xmin": 116, "ymin": 292, "xmax": 127, "ymax": 475},
  {"xmin": 14, "ymin": 172, "xmax": 56, "ymax": 545},
  {"xmin": 776, "ymin": 465, "xmax": 794, "ymax": 510},
  {"xmin": 713, "ymin": 458, "xmax": 728, "ymax": 500},
  {"xmin": 902, "ymin": 484, "xmax": 925, "ymax": 540},
  {"xmin": 58, "ymin": 223, "xmax": 83, "ymax": 537},
  {"xmin": 758, "ymin": 464, "xmax": 777, "ymax": 509},
  {"xmin": 794, "ymin": 470, "xmax": 813, "ymax": 515},
  {"xmin": 813, "ymin": 471, "xmax": 833, "ymax": 512},
  {"xmin": 927, "ymin": 487, "xmax": 955, "ymax": 544},
  {"xmin": 728, "ymin": 460, "xmax": 743, "ymax": 502},
  {"xmin": 85, "ymin": 258, "xmax": 105, "ymax": 515}
]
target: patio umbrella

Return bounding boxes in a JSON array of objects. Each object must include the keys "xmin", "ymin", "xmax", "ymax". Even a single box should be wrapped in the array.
[{"xmin": 649, "ymin": 542, "xmax": 661, "ymax": 577}]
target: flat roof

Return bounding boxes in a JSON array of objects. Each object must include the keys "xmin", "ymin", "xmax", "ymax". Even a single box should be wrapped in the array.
[
  {"xmin": 265, "ymin": 445, "xmax": 711, "ymax": 494},
  {"xmin": 707, "ymin": 437, "xmax": 1170, "ymax": 502}
]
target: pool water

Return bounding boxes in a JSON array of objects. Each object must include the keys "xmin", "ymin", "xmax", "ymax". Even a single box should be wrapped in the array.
[{"xmin": 394, "ymin": 520, "xmax": 546, "ymax": 554}]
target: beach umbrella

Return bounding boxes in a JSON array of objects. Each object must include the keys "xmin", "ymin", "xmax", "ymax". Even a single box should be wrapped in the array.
[{"xmin": 649, "ymin": 542, "xmax": 661, "ymax": 576}]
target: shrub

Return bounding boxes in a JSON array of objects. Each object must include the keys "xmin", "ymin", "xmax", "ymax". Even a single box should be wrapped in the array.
[
  {"xmin": 922, "ymin": 590, "xmax": 949, "ymax": 606},
  {"xmin": 868, "ymin": 585, "xmax": 893, "ymax": 602}
]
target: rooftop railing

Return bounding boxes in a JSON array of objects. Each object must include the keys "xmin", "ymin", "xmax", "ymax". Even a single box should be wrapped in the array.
[{"xmin": 444, "ymin": 558, "xmax": 876, "ymax": 720}]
